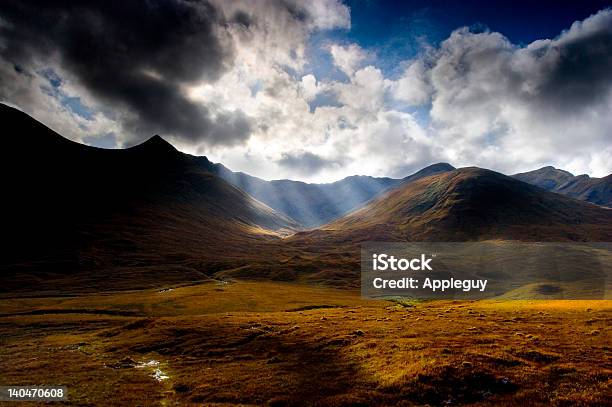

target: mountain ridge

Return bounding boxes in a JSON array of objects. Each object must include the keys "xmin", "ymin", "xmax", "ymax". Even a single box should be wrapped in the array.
[
  {"xmin": 291, "ymin": 167, "xmax": 612, "ymax": 243},
  {"xmin": 3, "ymin": 103, "xmax": 611, "ymax": 291},
  {"xmin": 216, "ymin": 167, "xmax": 612, "ymax": 284},
  {"xmin": 0, "ymin": 103, "xmax": 299, "ymax": 292},
  {"xmin": 198, "ymin": 158, "xmax": 455, "ymax": 227},
  {"xmin": 513, "ymin": 166, "xmax": 612, "ymax": 207}
]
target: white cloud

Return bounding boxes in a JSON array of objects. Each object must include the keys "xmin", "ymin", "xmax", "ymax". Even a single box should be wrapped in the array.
[
  {"xmin": 194, "ymin": 6, "xmax": 612, "ymax": 181},
  {"xmin": 334, "ymin": 65, "xmax": 386, "ymax": 113},
  {"xmin": 301, "ymin": 0, "xmax": 351, "ymax": 30},
  {"xmin": 2, "ymin": 2, "xmax": 612, "ymax": 182},
  {"xmin": 299, "ymin": 74, "xmax": 320, "ymax": 101},
  {"xmin": 422, "ymin": 9, "xmax": 612, "ymax": 176},
  {"xmin": 389, "ymin": 60, "xmax": 431, "ymax": 106},
  {"xmin": 329, "ymin": 43, "xmax": 368, "ymax": 77},
  {"xmin": 0, "ymin": 58, "xmax": 120, "ymax": 146}
]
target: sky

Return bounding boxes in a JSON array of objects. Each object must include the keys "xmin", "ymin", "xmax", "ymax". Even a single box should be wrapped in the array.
[{"xmin": 1, "ymin": 0, "xmax": 611, "ymax": 182}]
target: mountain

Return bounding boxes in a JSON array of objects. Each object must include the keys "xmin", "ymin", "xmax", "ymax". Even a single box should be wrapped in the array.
[
  {"xmin": 197, "ymin": 157, "xmax": 454, "ymax": 227},
  {"xmin": 211, "ymin": 168, "xmax": 612, "ymax": 285},
  {"xmin": 513, "ymin": 166, "xmax": 612, "ymax": 207},
  {"xmin": 0, "ymin": 104, "xmax": 298, "ymax": 292},
  {"xmin": 292, "ymin": 167, "xmax": 612, "ymax": 243},
  {"xmin": 4, "ymin": 103, "xmax": 610, "ymax": 292},
  {"xmin": 555, "ymin": 174, "xmax": 612, "ymax": 206},
  {"xmin": 512, "ymin": 166, "xmax": 575, "ymax": 190}
]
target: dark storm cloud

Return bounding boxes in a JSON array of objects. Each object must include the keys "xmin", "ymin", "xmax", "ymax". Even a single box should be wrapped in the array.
[
  {"xmin": 277, "ymin": 0, "xmax": 310, "ymax": 23},
  {"xmin": 231, "ymin": 10, "xmax": 254, "ymax": 29},
  {"xmin": 277, "ymin": 151, "xmax": 340, "ymax": 175},
  {"xmin": 0, "ymin": 0, "xmax": 252, "ymax": 145},
  {"xmin": 530, "ymin": 17, "xmax": 612, "ymax": 111},
  {"xmin": 429, "ymin": 9, "xmax": 612, "ymax": 117}
]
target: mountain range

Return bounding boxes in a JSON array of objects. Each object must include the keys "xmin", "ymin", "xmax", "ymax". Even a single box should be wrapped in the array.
[
  {"xmin": 296, "ymin": 167, "xmax": 612, "ymax": 243},
  {"xmin": 1, "ymin": 103, "xmax": 611, "ymax": 291},
  {"xmin": 513, "ymin": 166, "xmax": 612, "ymax": 207},
  {"xmin": 1, "ymin": 104, "xmax": 297, "ymax": 292},
  {"xmin": 269, "ymin": 167, "xmax": 612, "ymax": 285},
  {"xmin": 197, "ymin": 156, "xmax": 455, "ymax": 227}
]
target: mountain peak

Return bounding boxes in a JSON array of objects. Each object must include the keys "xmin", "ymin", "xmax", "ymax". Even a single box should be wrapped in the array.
[
  {"xmin": 535, "ymin": 165, "xmax": 574, "ymax": 176},
  {"xmin": 401, "ymin": 162, "xmax": 455, "ymax": 183},
  {"xmin": 317, "ymin": 167, "xmax": 612, "ymax": 242},
  {"xmin": 426, "ymin": 162, "xmax": 455, "ymax": 171},
  {"xmin": 142, "ymin": 134, "xmax": 175, "ymax": 149},
  {"xmin": 512, "ymin": 165, "xmax": 575, "ymax": 191},
  {"xmin": 134, "ymin": 135, "xmax": 177, "ymax": 154}
]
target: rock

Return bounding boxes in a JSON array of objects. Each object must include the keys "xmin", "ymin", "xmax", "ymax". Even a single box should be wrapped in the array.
[
  {"xmin": 173, "ymin": 384, "xmax": 190, "ymax": 393},
  {"xmin": 107, "ymin": 357, "xmax": 137, "ymax": 369}
]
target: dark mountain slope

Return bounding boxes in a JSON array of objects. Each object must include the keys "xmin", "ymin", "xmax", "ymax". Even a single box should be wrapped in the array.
[
  {"xmin": 0, "ymin": 104, "xmax": 298, "ymax": 292},
  {"xmin": 555, "ymin": 174, "xmax": 612, "ymax": 207},
  {"xmin": 197, "ymin": 156, "xmax": 455, "ymax": 227},
  {"xmin": 513, "ymin": 166, "xmax": 612, "ymax": 207}
]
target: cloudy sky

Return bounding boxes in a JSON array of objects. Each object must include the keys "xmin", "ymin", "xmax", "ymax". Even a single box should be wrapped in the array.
[{"xmin": 1, "ymin": 0, "xmax": 611, "ymax": 182}]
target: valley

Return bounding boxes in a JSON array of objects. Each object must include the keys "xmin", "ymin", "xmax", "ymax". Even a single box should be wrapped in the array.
[
  {"xmin": 3, "ymin": 2, "xmax": 612, "ymax": 405},
  {"xmin": 0, "ymin": 104, "xmax": 610, "ymax": 406},
  {"xmin": 1, "ymin": 281, "xmax": 610, "ymax": 406}
]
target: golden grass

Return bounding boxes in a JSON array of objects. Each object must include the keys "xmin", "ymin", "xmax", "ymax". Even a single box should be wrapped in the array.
[
  {"xmin": 0, "ymin": 281, "xmax": 374, "ymax": 317},
  {"xmin": 0, "ymin": 281, "xmax": 610, "ymax": 406}
]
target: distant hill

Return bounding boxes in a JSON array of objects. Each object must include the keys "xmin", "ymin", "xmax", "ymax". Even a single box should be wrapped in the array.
[
  {"xmin": 215, "ymin": 168, "xmax": 612, "ymax": 285},
  {"xmin": 197, "ymin": 157, "xmax": 455, "ymax": 227},
  {"xmin": 291, "ymin": 167, "xmax": 612, "ymax": 243},
  {"xmin": 0, "ymin": 104, "xmax": 298, "ymax": 292},
  {"xmin": 513, "ymin": 166, "xmax": 612, "ymax": 207}
]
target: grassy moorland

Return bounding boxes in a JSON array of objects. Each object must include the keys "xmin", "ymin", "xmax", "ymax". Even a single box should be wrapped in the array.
[
  {"xmin": 1, "ymin": 281, "xmax": 610, "ymax": 406},
  {"xmin": 1, "ymin": 106, "xmax": 610, "ymax": 405}
]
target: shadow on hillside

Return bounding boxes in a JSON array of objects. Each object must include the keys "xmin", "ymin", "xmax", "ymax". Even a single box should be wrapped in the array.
[{"xmin": 104, "ymin": 316, "xmax": 519, "ymax": 406}]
